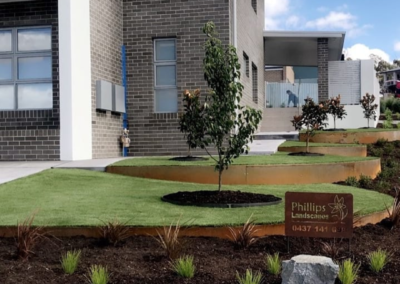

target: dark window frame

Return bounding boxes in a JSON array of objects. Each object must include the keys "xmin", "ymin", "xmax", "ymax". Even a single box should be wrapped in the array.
[
  {"xmin": 252, "ymin": 62, "xmax": 258, "ymax": 104},
  {"xmin": 153, "ymin": 38, "xmax": 178, "ymax": 113},
  {"xmin": 0, "ymin": 26, "xmax": 53, "ymax": 111}
]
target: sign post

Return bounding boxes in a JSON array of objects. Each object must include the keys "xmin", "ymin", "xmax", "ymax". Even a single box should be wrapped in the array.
[{"xmin": 285, "ymin": 192, "xmax": 353, "ymax": 239}]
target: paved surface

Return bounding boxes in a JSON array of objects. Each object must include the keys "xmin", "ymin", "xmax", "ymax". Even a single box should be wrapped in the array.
[
  {"xmin": 0, "ymin": 139, "xmax": 286, "ymax": 185},
  {"xmin": 248, "ymin": 139, "xmax": 285, "ymax": 155},
  {"xmin": 0, "ymin": 158, "xmax": 126, "ymax": 185}
]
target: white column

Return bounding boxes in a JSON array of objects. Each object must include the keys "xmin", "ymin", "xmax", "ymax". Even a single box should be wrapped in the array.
[{"xmin": 58, "ymin": 0, "xmax": 93, "ymax": 160}]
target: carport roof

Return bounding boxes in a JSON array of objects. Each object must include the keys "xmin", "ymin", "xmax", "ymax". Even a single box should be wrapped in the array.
[{"xmin": 264, "ymin": 31, "xmax": 346, "ymax": 67}]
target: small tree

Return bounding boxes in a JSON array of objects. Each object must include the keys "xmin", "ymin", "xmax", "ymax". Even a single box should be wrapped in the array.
[
  {"xmin": 326, "ymin": 95, "xmax": 347, "ymax": 129},
  {"xmin": 291, "ymin": 98, "xmax": 328, "ymax": 153},
  {"xmin": 179, "ymin": 89, "xmax": 206, "ymax": 157},
  {"xmin": 360, "ymin": 93, "xmax": 378, "ymax": 128},
  {"xmin": 185, "ymin": 22, "xmax": 262, "ymax": 192}
]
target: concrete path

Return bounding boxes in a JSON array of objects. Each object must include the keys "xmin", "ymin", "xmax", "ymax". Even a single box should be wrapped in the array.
[
  {"xmin": 248, "ymin": 139, "xmax": 285, "ymax": 155},
  {"xmin": 0, "ymin": 158, "xmax": 126, "ymax": 185},
  {"xmin": 0, "ymin": 139, "xmax": 286, "ymax": 185}
]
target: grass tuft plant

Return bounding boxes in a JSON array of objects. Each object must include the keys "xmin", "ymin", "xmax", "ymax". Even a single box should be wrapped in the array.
[
  {"xmin": 320, "ymin": 240, "xmax": 342, "ymax": 259},
  {"xmin": 265, "ymin": 253, "xmax": 281, "ymax": 276},
  {"xmin": 171, "ymin": 255, "xmax": 195, "ymax": 278},
  {"xmin": 88, "ymin": 265, "xmax": 109, "ymax": 284},
  {"xmin": 228, "ymin": 215, "xmax": 259, "ymax": 249},
  {"xmin": 16, "ymin": 211, "xmax": 45, "ymax": 260},
  {"xmin": 338, "ymin": 259, "xmax": 360, "ymax": 284},
  {"xmin": 61, "ymin": 250, "xmax": 81, "ymax": 275},
  {"xmin": 155, "ymin": 219, "xmax": 182, "ymax": 259},
  {"xmin": 367, "ymin": 248, "xmax": 391, "ymax": 273},
  {"xmin": 98, "ymin": 218, "xmax": 130, "ymax": 246},
  {"xmin": 385, "ymin": 188, "xmax": 400, "ymax": 229},
  {"xmin": 236, "ymin": 269, "xmax": 263, "ymax": 284}
]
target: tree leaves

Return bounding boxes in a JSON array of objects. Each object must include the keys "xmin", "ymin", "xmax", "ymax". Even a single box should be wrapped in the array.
[{"xmin": 178, "ymin": 21, "xmax": 262, "ymax": 191}]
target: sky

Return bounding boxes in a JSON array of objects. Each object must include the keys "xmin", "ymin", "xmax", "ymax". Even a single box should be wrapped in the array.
[{"xmin": 264, "ymin": 0, "xmax": 400, "ymax": 63}]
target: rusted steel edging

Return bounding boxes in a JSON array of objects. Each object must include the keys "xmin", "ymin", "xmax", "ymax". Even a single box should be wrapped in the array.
[
  {"xmin": 0, "ymin": 210, "xmax": 388, "ymax": 239},
  {"xmin": 107, "ymin": 159, "xmax": 381, "ymax": 185},
  {"xmin": 299, "ymin": 130, "xmax": 400, "ymax": 144}
]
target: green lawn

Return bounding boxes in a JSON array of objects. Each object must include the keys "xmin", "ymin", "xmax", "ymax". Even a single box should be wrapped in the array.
[
  {"xmin": 0, "ymin": 169, "xmax": 391, "ymax": 227},
  {"xmin": 303, "ymin": 128, "xmax": 400, "ymax": 134},
  {"xmin": 113, "ymin": 152, "xmax": 376, "ymax": 167},
  {"xmin": 279, "ymin": 141, "xmax": 363, "ymax": 148}
]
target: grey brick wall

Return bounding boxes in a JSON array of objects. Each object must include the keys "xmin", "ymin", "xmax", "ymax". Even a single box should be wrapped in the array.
[
  {"xmin": 90, "ymin": 0, "xmax": 124, "ymax": 159},
  {"xmin": 0, "ymin": 130, "xmax": 59, "ymax": 161},
  {"xmin": 0, "ymin": 0, "xmax": 60, "ymax": 161},
  {"xmin": 318, "ymin": 38, "xmax": 329, "ymax": 102},
  {"xmin": 236, "ymin": 0, "xmax": 265, "ymax": 112},
  {"xmin": 123, "ymin": 0, "xmax": 230, "ymax": 156}
]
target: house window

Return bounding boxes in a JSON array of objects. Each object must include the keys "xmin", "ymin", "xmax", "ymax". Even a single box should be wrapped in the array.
[
  {"xmin": 243, "ymin": 52, "xmax": 249, "ymax": 77},
  {"xmin": 252, "ymin": 63, "xmax": 258, "ymax": 104},
  {"xmin": 154, "ymin": 38, "xmax": 177, "ymax": 113},
  {"xmin": 251, "ymin": 0, "xmax": 257, "ymax": 13},
  {"xmin": 0, "ymin": 27, "xmax": 53, "ymax": 110}
]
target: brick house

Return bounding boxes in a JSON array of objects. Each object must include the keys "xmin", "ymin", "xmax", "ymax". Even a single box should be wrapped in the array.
[{"xmin": 0, "ymin": 0, "xmax": 265, "ymax": 161}]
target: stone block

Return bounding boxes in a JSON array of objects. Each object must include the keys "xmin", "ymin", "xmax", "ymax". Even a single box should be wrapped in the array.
[{"xmin": 282, "ymin": 255, "xmax": 339, "ymax": 284}]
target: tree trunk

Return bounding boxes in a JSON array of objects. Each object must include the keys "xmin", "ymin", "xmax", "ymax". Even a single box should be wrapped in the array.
[
  {"xmin": 306, "ymin": 135, "xmax": 310, "ymax": 153},
  {"xmin": 218, "ymin": 167, "xmax": 223, "ymax": 192},
  {"xmin": 334, "ymin": 116, "xmax": 336, "ymax": 130}
]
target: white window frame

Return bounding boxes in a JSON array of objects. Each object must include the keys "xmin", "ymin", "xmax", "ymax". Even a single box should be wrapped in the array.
[
  {"xmin": 0, "ymin": 26, "xmax": 53, "ymax": 111},
  {"xmin": 153, "ymin": 38, "xmax": 177, "ymax": 113}
]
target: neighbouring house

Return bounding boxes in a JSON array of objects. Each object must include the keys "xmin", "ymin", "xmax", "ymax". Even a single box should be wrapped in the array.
[
  {"xmin": 0, "ymin": 0, "xmax": 264, "ymax": 161},
  {"xmin": 261, "ymin": 31, "xmax": 380, "ymax": 131},
  {"xmin": 380, "ymin": 67, "xmax": 400, "ymax": 93}
]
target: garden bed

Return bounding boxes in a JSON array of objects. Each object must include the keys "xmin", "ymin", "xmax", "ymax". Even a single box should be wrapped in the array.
[
  {"xmin": 337, "ymin": 140, "xmax": 400, "ymax": 196},
  {"xmin": 299, "ymin": 128, "xmax": 400, "ymax": 144},
  {"xmin": 1, "ymin": 223, "xmax": 400, "ymax": 284},
  {"xmin": 108, "ymin": 153, "xmax": 380, "ymax": 185},
  {"xmin": 278, "ymin": 141, "xmax": 367, "ymax": 157}
]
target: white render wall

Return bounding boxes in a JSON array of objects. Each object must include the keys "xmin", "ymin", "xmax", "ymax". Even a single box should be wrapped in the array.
[
  {"xmin": 326, "ymin": 59, "xmax": 380, "ymax": 129},
  {"xmin": 59, "ymin": 0, "xmax": 93, "ymax": 160}
]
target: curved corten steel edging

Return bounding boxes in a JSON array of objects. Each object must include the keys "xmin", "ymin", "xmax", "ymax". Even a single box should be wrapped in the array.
[
  {"xmin": 277, "ymin": 146, "xmax": 367, "ymax": 157},
  {"xmin": 299, "ymin": 130, "xmax": 400, "ymax": 144},
  {"xmin": 0, "ymin": 210, "xmax": 388, "ymax": 239},
  {"xmin": 106, "ymin": 159, "xmax": 381, "ymax": 185}
]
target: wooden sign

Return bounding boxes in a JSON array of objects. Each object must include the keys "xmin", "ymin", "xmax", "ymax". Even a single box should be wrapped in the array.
[{"xmin": 285, "ymin": 192, "xmax": 353, "ymax": 239}]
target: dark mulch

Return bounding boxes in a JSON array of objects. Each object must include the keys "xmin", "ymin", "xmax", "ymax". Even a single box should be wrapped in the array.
[
  {"xmin": 162, "ymin": 190, "xmax": 281, "ymax": 207},
  {"xmin": 169, "ymin": 156, "xmax": 208, "ymax": 161},
  {"xmin": 1, "ymin": 222, "xmax": 400, "ymax": 283},
  {"xmin": 323, "ymin": 128, "xmax": 347, "ymax": 132},
  {"xmin": 288, "ymin": 152, "xmax": 324, "ymax": 156}
]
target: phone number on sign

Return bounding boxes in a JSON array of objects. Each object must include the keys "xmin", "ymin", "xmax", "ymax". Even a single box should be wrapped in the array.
[{"xmin": 291, "ymin": 225, "xmax": 346, "ymax": 233}]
